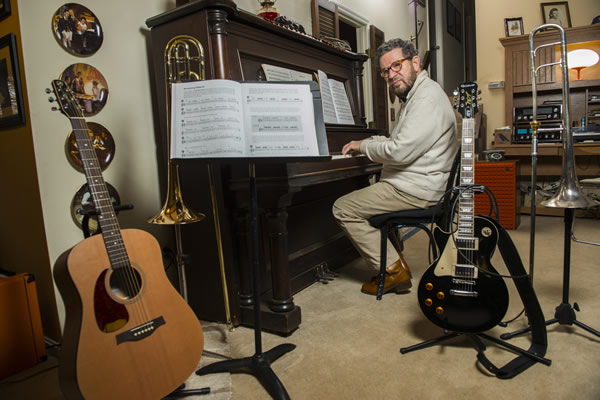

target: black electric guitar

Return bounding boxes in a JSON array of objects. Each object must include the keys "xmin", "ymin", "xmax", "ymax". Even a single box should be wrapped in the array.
[
  {"xmin": 417, "ymin": 82, "xmax": 509, "ymax": 333},
  {"xmin": 50, "ymin": 79, "xmax": 204, "ymax": 400}
]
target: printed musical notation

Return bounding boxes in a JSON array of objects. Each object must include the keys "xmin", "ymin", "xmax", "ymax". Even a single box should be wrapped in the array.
[{"xmin": 170, "ymin": 80, "xmax": 321, "ymax": 158}]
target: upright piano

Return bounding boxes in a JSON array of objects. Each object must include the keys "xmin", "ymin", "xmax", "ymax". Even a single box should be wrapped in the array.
[{"xmin": 146, "ymin": 0, "xmax": 382, "ymax": 334}]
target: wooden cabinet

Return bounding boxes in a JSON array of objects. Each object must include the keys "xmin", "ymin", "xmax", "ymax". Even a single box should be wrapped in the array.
[{"xmin": 499, "ymin": 25, "xmax": 600, "ymax": 131}]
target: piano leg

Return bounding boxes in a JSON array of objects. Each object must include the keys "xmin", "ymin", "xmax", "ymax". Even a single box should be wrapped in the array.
[{"xmin": 266, "ymin": 208, "xmax": 295, "ymax": 313}]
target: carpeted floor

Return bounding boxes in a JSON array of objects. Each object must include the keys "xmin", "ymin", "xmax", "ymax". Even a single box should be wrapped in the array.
[{"xmin": 1, "ymin": 215, "xmax": 599, "ymax": 399}]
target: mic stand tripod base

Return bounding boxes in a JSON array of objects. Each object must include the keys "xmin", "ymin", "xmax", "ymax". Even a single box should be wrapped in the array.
[
  {"xmin": 196, "ymin": 344, "xmax": 296, "ymax": 399},
  {"xmin": 500, "ymin": 209, "xmax": 600, "ymax": 340}
]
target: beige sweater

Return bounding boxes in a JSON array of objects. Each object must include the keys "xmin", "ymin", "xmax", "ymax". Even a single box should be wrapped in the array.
[{"xmin": 360, "ymin": 70, "xmax": 458, "ymax": 201}]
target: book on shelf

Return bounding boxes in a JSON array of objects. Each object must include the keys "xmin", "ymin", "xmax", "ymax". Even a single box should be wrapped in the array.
[
  {"xmin": 260, "ymin": 63, "xmax": 355, "ymax": 125},
  {"xmin": 170, "ymin": 79, "xmax": 329, "ymax": 159}
]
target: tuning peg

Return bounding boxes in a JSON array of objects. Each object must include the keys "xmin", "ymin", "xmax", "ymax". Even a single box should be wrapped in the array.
[
  {"xmin": 48, "ymin": 97, "xmax": 55, "ymax": 103},
  {"xmin": 453, "ymin": 89, "xmax": 459, "ymax": 96},
  {"xmin": 51, "ymin": 106, "xmax": 59, "ymax": 111},
  {"xmin": 44, "ymin": 88, "xmax": 52, "ymax": 94}
]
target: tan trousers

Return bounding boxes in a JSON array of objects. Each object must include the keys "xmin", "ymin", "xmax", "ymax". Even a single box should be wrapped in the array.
[{"xmin": 332, "ymin": 181, "xmax": 437, "ymax": 271}]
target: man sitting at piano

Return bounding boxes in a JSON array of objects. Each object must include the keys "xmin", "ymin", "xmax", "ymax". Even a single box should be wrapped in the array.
[{"xmin": 332, "ymin": 38, "xmax": 457, "ymax": 296}]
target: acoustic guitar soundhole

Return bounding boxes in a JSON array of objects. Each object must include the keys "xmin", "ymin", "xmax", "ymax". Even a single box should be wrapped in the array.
[
  {"xmin": 94, "ymin": 266, "xmax": 143, "ymax": 333},
  {"xmin": 109, "ymin": 265, "xmax": 143, "ymax": 300}
]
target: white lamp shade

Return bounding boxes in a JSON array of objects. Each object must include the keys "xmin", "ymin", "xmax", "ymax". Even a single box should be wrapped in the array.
[{"xmin": 567, "ymin": 49, "xmax": 600, "ymax": 69}]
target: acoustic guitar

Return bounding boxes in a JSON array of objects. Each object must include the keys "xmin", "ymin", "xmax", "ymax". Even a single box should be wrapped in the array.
[
  {"xmin": 416, "ymin": 82, "xmax": 509, "ymax": 333},
  {"xmin": 50, "ymin": 79, "xmax": 204, "ymax": 400}
]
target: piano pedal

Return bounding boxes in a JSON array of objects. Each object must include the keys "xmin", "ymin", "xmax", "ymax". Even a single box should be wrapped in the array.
[
  {"xmin": 322, "ymin": 263, "xmax": 339, "ymax": 278},
  {"xmin": 315, "ymin": 263, "xmax": 335, "ymax": 284}
]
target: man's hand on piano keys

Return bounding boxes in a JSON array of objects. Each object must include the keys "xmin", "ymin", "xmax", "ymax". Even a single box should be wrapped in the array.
[{"xmin": 341, "ymin": 140, "xmax": 364, "ymax": 156}]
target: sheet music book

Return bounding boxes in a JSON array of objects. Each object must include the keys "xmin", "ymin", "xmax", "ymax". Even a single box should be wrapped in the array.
[
  {"xmin": 170, "ymin": 80, "xmax": 329, "ymax": 159},
  {"xmin": 317, "ymin": 70, "xmax": 355, "ymax": 125},
  {"xmin": 261, "ymin": 63, "xmax": 313, "ymax": 82}
]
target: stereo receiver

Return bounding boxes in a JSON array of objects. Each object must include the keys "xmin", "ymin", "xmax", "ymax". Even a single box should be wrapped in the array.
[
  {"xmin": 512, "ymin": 122, "xmax": 562, "ymax": 143},
  {"xmin": 513, "ymin": 105, "xmax": 562, "ymax": 122}
]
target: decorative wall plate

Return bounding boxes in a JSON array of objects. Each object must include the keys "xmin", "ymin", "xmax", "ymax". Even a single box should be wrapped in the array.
[
  {"xmin": 70, "ymin": 182, "xmax": 120, "ymax": 234},
  {"xmin": 65, "ymin": 121, "xmax": 115, "ymax": 172},
  {"xmin": 51, "ymin": 3, "xmax": 103, "ymax": 56},
  {"xmin": 59, "ymin": 63, "xmax": 108, "ymax": 116}
]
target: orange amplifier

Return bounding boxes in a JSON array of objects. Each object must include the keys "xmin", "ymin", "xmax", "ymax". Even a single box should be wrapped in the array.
[
  {"xmin": 474, "ymin": 161, "xmax": 521, "ymax": 229},
  {"xmin": 0, "ymin": 273, "xmax": 46, "ymax": 379}
]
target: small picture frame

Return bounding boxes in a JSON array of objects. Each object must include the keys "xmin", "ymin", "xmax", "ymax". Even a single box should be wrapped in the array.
[
  {"xmin": 541, "ymin": 2, "xmax": 572, "ymax": 28},
  {"xmin": 0, "ymin": 33, "xmax": 25, "ymax": 129},
  {"xmin": 505, "ymin": 17, "xmax": 524, "ymax": 37},
  {"xmin": 0, "ymin": 0, "xmax": 11, "ymax": 22}
]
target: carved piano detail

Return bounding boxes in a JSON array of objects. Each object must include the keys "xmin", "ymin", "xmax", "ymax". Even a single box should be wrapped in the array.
[{"xmin": 146, "ymin": 0, "xmax": 381, "ymax": 334}]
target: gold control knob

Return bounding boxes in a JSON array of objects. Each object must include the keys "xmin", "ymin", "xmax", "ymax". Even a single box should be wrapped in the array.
[
  {"xmin": 424, "ymin": 298, "xmax": 433, "ymax": 307},
  {"xmin": 436, "ymin": 292, "xmax": 445, "ymax": 300},
  {"xmin": 435, "ymin": 307, "xmax": 444, "ymax": 315},
  {"xmin": 425, "ymin": 282, "xmax": 433, "ymax": 291}
]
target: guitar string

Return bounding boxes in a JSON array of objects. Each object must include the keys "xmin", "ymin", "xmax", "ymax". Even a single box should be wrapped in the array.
[
  {"xmin": 449, "ymin": 187, "xmax": 529, "ymax": 280},
  {"xmin": 73, "ymin": 119, "xmax": 151, "ymax": 327}
]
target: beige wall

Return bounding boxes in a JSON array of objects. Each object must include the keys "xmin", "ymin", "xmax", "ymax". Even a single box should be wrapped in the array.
[{"xmin": 476, "ymin": 0, "xmax": 600, "ymax": 137}]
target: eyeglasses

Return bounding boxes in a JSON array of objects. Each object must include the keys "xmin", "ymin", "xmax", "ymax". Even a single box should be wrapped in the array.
[{"xmin": 380, "ymin": 57, "xmax": 412, "ymax": 78}]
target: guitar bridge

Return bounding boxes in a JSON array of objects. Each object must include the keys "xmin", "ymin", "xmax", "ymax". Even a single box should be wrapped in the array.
[
  {"xmin": 116, "ymin": 316, "xmax": 165, "ymax": 344},
  {"xmin": 449, "ymin": 289, "xmax": 478, "ymax": 297}
]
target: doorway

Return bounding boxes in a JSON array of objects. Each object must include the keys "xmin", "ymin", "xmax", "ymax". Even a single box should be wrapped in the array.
[{"xmin": 427, "ymin": 0, "xmax": 477, "ymax": 95}]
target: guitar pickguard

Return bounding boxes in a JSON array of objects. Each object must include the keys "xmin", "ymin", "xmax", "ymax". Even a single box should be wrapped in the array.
[{"xmin": 94, "ymin": 269, "xmax": 128, "ymax": 333}]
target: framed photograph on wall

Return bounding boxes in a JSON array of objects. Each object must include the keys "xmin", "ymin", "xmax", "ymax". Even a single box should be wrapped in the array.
[
  {"xmin": 0, "ymin": 0, "xmax": 11, "ymax": 22},
  {"xmin": 541, "ymin": 2, "xmax": 572, "ymax": 28},
  {"xmin": 0, "ymin": 33, "xmax": 25, "ymax": 129},
  {"xmin": 505, "ymin": 17, "xmax": 524, "ymax": 37}
]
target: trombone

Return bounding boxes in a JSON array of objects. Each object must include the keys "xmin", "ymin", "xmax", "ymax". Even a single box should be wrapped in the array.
[
  {"xmin": 150, "ymin": 35, "xmax": 233, "ymax": 330},
  {"xmin": 527, "ymin": 24, "xmax": 598, "ymax": 281}
]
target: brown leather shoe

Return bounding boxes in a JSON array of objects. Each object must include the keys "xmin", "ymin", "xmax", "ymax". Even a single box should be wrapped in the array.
[
  {"xmin": 387, "ymin": 252, "xmax": 412, "ymax": 278},
  {"xmin": 361, "ymin": 260, "xmax": 412, "ymax": 295}
]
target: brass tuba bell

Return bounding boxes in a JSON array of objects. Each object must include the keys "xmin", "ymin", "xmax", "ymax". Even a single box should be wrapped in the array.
[{"xmin": 148, "ymin": 36, "xmax": 206, "ymax": 225}]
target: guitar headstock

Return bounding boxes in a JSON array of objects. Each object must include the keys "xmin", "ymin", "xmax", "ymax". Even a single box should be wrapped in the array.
[
  {"xmin": 49, "ymin": 79, "xmax": 84, "ymax": 119},
  {"xmin": 454, "ymin": 82, "xmax": 480, "ymax": 119}
]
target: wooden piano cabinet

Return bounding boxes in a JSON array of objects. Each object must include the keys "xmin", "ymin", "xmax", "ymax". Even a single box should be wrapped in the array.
[
  {"xmin": 474, "ymin": 161, "xmax": 521, "ymax": 230},
  {"xmin": 146, "ymin": 0, "xmax": 380, "ymax": 334}
]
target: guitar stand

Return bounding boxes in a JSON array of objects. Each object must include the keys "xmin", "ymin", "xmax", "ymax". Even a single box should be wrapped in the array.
[
  {"xmin": 501, "ymin": 209, "xmax": 600, "ymax": 340},
  {"xmin": 80, "ymin": 203, "xmax": 134, "ymax": 238},
  {"xmin": 195, "ymin": 164, "xmax": 295, "ymax": 400},
  {"xmin": 400, "ymin": 330, "xmax": 551, "ymax": 367}
]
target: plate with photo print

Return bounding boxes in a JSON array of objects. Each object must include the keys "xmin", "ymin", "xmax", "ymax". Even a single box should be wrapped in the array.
[
  {"xmin": 59, "ymin": 63, "xmax": 108, "ymax": 116},
  {"xmin": 52, "ymin": 3, "xmax": 103, "ymax": 56},
  {"xmin": 70, "ymin": 181, "xmax": 120, "ymax": 235},
  {"xmin": 65, "ymin": 121, "xmax": 115, "ymax": 172}
]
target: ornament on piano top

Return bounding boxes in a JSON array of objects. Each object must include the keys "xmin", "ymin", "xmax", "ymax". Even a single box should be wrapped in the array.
[{"xmin": 257, "ymin": 0, "xmax": 280, "ymax": 21}]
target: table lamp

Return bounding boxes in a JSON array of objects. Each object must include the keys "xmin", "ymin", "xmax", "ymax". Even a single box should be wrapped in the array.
[
  {"xmin": 567, "ymin": 49, "xmax": 599, "ymax": 80},
  {"xmin": 257, "ymin": 0, "xmax": 280, "ymax": 21}
]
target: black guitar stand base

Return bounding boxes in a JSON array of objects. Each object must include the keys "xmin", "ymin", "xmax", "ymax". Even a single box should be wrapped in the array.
[
  {"xmin": 401, "ymin": 331, "xmax": 551, "ymax": 368},
  {"xmin": 501, "ymin": 209, "xmax": 600, "ymax": 340},
  {"xmin": 195, "ymin": 164, "xmax": 295, "ymax": 400}
]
